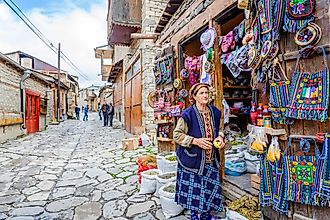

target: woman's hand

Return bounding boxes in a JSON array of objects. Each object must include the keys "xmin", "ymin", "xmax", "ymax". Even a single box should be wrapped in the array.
[
  {"xmin": 192, "ymin": 138, "xmax": 213, "ymax": 150},
  {"xmin": 213, "ymin": 136, "xmax": 225, "ymax": 149}
]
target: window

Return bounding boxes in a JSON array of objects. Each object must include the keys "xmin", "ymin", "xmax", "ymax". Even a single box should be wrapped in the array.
[
  {"xmin": 133, "ymin": 57, "xmax": 141, "ymax": 75},
  {"xmin": 126, "ymin": 67, "xmax": 132, "ymax": 81}
]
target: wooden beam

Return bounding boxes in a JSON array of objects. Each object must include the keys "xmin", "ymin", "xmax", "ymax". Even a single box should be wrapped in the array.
[{"xmin": 131, "ymin": 33, "xmax": 159, "ymax": 40}]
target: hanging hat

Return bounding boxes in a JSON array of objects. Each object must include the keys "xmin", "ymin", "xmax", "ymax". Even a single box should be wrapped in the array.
[
  {"xmin": 200, "ymin": 28, "xmax": 216, "ymax": 51},
  {"xmin": 295, "ymin": 22, "xmax": 322, "ymax": 47},
  {"xmin": 179, "ymin": 89, "xmax": 189, "ymax": 98},
  {"xmin": 204, "ymin": 60, "xmax": 213, "ymax": 73},
  {"xmin": 180, "ymin": 69, "xmax": 189, "ymax": 79},
  {"xmin": 147, "ymin": 91, "xmax": 156, "ymax": 108},
  {"xmin": 173, "ymin": 78, "xmax": 183, "ymax": 89},
  {"xmin": 248, "ymin": 47, "xmax": 262, "ymax": 69}
]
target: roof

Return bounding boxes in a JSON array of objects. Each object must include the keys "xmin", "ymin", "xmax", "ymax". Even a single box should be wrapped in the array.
[
  {"xmin": 155, "ymin": 0, "xmax": 183, "ymax": 33},
  {"xmin": 108, "ymin": 59, "xmax": 123, "ymax": 82},
  {"xmin": 0, "ymin": 51, "xmax": 25, "ymax": 70},
  {"xmin": 108, "ymin": 22, "xmax": 141, "ymax": 46}
]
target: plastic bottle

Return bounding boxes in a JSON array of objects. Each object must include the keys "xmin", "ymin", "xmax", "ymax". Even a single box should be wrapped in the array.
[
  {"xmin": 263, "ymin": 105, "xmax": 272, "ymax": 128},
  {"xmin": 256, "ymin": 103, "xmax": 264, "ymax": 127},
  {"xmin": 250, "ymin": 102, "xmax": 257, "ymax": 125}
]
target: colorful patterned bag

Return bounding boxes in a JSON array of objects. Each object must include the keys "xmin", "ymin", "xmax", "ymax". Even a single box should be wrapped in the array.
[
  {"xmin": 286, "ymin": 47, "xmax": 330, "ymax": 121},
  {"xmin": 269, "ymin": 58, "xmax": 291, "ymax": 124},
  {"xmin": 313, "ymin": 134, "xmax": 330, "ymax": 207},
  {"xmin": 283, "ymin": 138, "xmax": 319, "ymax": 205}
]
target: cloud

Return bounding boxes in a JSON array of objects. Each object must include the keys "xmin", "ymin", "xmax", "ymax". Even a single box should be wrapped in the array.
[{"xmin": 0, "ymin": 0, "xmax": 108, "ymax": 88}]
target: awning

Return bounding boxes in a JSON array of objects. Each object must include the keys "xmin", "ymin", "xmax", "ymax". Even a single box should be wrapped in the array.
[
  {"xmin": 108, "ymin": 22, "xmax": 141, "ymax": 46},
  {"xmin": 108, "ymin": 59, "xmax": 123, "ymax": 82},
  {"xmin": 155, "ymin": 0, "xmax": 183, "ymax": 33}
]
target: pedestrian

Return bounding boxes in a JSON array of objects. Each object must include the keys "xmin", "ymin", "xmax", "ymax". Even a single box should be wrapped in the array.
[
  {"xmin": 101, "ymin": 101, "xmax": 110, "ymax": 126},
  {"xmin": 98, "ymin": 102, "xmax": 102, "ymax": 120},
  {"xmin": 83, "ymin": 105, "xmax": 89, "ymax": 121},
  {"xmin": 108, "ymin": 103, "xmax": 115, "ymax": 127},
  {"xmin": 173, "ymin": 83, "xmax": 225, "ymax": 219},
  {"xmin": 75, "ymin": 105, "xmax": 80, "ymax": 120}
]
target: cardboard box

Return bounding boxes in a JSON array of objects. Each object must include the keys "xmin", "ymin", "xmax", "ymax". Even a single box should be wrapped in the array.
[{"xmin": 122, "ymin": 138, "xmax": 139, "ymax": 151}]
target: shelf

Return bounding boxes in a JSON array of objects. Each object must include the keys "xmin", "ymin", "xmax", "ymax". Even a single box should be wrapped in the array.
[
  {"xmin": 223, "ymin": 86, "xmax": 252, "ymax": 89},
  {"xmin": 157, "ymin": 137, "xmax": 173, "ymax": 142},
  {"xmin": 247, "ymin": 124, "xmax": 287, "ymax": 136},
  {"xmin": 155, "ymin": 120, "xmax": 174, "ymax": 125},
  {"xmin": 225, "ymin": 97, "xmax": 252, "ymax": 100}
]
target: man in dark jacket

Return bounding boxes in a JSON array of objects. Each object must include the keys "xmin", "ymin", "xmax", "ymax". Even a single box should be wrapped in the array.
[
  {"xmin": 108, "ymin": 103, "xmax": 115, "ymax": 127},
  {"xmin": 102, "ymin": 101, "xmax": 110, "ymax": 126},
  {"xmin": 75, "ymin": 105, "xmax": 80, "ymax": 120}
]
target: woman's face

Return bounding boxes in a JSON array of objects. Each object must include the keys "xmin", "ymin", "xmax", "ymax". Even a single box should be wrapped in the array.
[{"xmin": 194, "ymin": 87, "xmax": 209, "ymax": 105}]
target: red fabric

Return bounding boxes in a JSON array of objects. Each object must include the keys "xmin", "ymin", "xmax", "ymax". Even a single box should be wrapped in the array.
[{"xmin": 137, "ymin": 160, "xmax": 156, "ymax": 184}]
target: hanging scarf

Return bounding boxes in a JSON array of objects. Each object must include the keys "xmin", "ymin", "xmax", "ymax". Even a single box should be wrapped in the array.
[{"xmin": 286, "ymin": 47, "xmax": 330, "ymax": 121}]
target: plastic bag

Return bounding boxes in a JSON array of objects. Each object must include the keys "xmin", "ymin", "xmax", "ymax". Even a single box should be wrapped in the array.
[
  {"xmin": 140, "ymin": 133, "xmax": 150, "ymax": 147},
  {"xmin": 159, "ymin": 182, "xmax": 184, "ymax": 218},
  {"xmin": 267, "ymin": 136, "xmax": 281, "ymax": 162},
  {"xmin": 137, "ymin": 155, "xmax": 157, "ymax": 183},
  {"xmin": 248, "ymin": 126, "xmax": 267, "ymax": 154},
  {"xmin": 139, "ymin": 169, "xmax": 160, "ymax": 194},
  {"xmin": 155, "ymin": 171, "xmax": 176, "ymax": 196}
]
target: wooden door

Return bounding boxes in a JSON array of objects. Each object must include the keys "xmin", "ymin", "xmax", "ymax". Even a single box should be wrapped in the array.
[
  {"xmin": 131, "ymin": 73, "xmax": 142, "ymax": 134},
  {"xmin": 124, "ymin": 80, "xmax": 132, "ymax": 133},
  {"xmin": 25, "ymin": 91, "xmax": 40, "ymax": 134}
]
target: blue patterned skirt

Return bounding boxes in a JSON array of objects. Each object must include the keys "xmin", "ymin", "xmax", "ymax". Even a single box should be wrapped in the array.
[{"xmin": 175, "ymin": 163, "xmax": 223, "ymax": 213}]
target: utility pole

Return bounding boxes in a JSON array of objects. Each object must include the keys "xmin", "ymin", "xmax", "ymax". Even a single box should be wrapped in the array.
[{"xmin": 57, "ymin": 43, "xmax": 61, "ymax": 121}]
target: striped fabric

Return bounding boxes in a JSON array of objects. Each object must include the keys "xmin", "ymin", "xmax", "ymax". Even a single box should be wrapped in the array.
[{"xmin": 175, "ymin": 163, "xmax": 223, "ymax": 213}]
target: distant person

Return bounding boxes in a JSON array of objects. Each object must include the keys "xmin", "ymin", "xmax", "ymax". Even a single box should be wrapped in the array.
[
  {"xmin": 109, "ymin": 103, "xmax": 115, "ymax": 127},
  {"xmin": 101, "ymin": 101, "xmax": 110, "ymax": 126},
  {"xmin": 98, "ymin": 102, "xmax": 102, "ymax": 120},
  {"xmin": 83, "ymin": 105, "xmax": 89, "ymax": 121},
  {"xmin": 75, "ymin": 105, "xmax": 80, "ymax": 120}
]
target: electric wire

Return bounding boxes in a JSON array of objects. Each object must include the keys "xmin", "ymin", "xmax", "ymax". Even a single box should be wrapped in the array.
[{"xmin": 2, "ymin": 0, "xmax": 91, "ymax": 81}]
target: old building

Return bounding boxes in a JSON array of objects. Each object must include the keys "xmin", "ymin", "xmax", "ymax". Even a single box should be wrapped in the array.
[
  {"xmin": 95, "ymin": 0, "xmax": 167, "ymax": 135},
  {"xmin": 78, "ymin": 85, "xmax": 101, "ymax": 112},
  {"xmin": 0, "ymin": 52, "xmax": 52, "ymax": 142},
  {"xmin": 6, "ymin": 51, "xmax": 79, "ymax": 121}
]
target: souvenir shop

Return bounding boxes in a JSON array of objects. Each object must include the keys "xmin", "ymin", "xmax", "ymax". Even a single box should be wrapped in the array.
[{"xmin": 153, "ymin": 0, "xmax": 330, "ymax": 219}]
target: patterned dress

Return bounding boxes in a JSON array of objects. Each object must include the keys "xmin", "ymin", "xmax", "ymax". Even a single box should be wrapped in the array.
[{"xmin": 173, "ymin": 109, "xmax": 223, "ymax": 213}]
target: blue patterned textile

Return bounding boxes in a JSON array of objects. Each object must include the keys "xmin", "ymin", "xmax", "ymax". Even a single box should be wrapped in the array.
[{"xmin": 175, "ymin": 163, "xmax": 223, "ymax": 213}]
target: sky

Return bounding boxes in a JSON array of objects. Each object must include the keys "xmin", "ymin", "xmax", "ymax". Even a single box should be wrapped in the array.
[{"xmin": 0, "ymin": 0, "xmax": 108, "ymax": 88}]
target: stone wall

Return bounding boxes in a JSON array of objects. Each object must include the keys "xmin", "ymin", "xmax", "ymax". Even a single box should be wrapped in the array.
[
  {"xmin": 0, "ymin": 60, "xmax": 24, "ymax": 143},
  {"xmin": 140, "ymin": 0, "xmax": 168, "ymax": 137}
]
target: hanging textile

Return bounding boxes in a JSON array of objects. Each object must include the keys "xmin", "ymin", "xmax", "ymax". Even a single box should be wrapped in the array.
[
  {"xmin": 286, "ymin": 47, "xmax": 330, "ymax": 121},
  {"xmin": 313, "ymin": 134, "xmax": 330, "ymax": 207},
  {"xmin": 283, "ymin": 0, "xmax": 315, "ymax": 33},
  {"xmin": 283, "ymin": 138, "xmax": 319, "ymax": 205}
]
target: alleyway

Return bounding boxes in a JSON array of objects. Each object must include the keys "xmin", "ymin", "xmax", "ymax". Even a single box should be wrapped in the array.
[{"xmin": 0, "ymin": 113, "xmax": 189, "ymax": 220}]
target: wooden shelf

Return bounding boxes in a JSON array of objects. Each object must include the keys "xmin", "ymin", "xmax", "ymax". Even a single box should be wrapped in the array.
[
  {"xmin": 155, "ymin": 120, "xmax": 174, "ymax": 125},
  {"xmin": 223, "ymin": 86, "xmax": 252, "ymax": 89},
  {"xmin": 225, "ymin": 97, "xmax": 252, "ymax": 100},
  {"xmin": 157, "ymin": 137, "xmax": 173, "ymax": 142}
]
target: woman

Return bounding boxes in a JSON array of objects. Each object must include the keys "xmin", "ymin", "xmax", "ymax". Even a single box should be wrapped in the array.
[{"xmin": 173, "ymin": 83, "xmax": 225, "ymax": 220}]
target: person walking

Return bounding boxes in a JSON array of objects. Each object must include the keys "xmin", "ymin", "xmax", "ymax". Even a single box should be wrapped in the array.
[
  {"xmin": 83, "ymin": 105, "xmax": 89, "ymax": 121},
  {"xmin": 75, "ymin": 105, "xmax": 80, "ymax": 120},
  {"xmin": 101, "ymin": 101, "xmax": 110, "ymax": 126},
  {"xmin": 173, "ymin": 83, "xmax": 225, "ymax": 220},
  {"xmin": 98, "ymin": 102, "xmax": 102, "ymax": 120},
  {"xmin": 108, "ymin": 103, "xmax": 115, "ymax": 127}
]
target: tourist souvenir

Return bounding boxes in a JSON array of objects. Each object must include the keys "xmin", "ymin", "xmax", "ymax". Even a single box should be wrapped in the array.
[
  {"xmin": 248, "ymin": 47, "xmax": 262, "ymax": 69},
  {"xmin": 295, "ymin": 22, "xmax": 322, "ymax": 47},
  {"xmin": 148, "ymin": 91, "xmax": 156, "ymax": 108},
  {"xmin": 180, "ymin": 69, "xmax": 189, "ymax": 79},
  {"xmin": 270, "ymin": 58, "xmax": 291, "ymax": 124},
  {"xmin": 179, "ymin": 89, "xmax": 188, "ymax": 98},
  {"xmin": 221, "ymin": 31, "xmax": 235, "ymax": 53},
  {"xmin": 258, "ymin": 0, "xmax": 272, "ymax": 35},
  {"xmin": 173, "ymin": 78, "xmax": 183, "ymax": 89},
  {"xmin": 200, "ymin": 28, "xmax": 216, "ymax": 51},
  {"xmin": 238, "ymin": 0, "xmax": 249, "ymax": 9},
  {"xmin": 286, "ymin": 47, "xmax": 329, "ymax": 121},
  {"xmin": 261, "ymin": 40, "xmax": 272, "ymax": 58}
]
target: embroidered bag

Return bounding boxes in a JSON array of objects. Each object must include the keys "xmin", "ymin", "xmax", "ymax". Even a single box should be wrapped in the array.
[
  {"xmin": 283, "ymin": 0, "xmax": 315, "ymax": 33},
  {"xmin": 283, "ymin": 137, "xmax": 319, "ymax": 205},
  {"xmin": 313, "ymin": 134, "xmax": 330, "ymax": 207},
  {"xmin": 286, "ymin": 47, "xmax": 330, "ymax": 121},
  {"xmin": 269, "ymin": 58, "xmax": 291, "ymax": 124}
]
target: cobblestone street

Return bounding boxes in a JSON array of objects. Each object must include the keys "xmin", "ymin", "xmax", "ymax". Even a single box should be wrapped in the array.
[{"xmin": 0, "ymin": 113, "xmax": 189, "ymax": 220}]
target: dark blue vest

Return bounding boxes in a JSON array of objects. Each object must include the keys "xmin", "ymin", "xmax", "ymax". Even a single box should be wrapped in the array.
[{"xmin": 176, "ymin": 104, "xmax": 221, "ymax": 175}]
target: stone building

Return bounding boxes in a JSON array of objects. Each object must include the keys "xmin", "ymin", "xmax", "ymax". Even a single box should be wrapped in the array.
[
  {"xmin": 95, "ymin": 0, "xmax": 167, "ymax": 135},
  {"xmin": 0, "ymin": 52, "xmax": 52, "ymax": 143},
  {"xmin": 78, "ymin": 85, "xmax": 101, "ymax": 112},
  {"xmin": 5, "ymin": 51, "xmax": 79, "ymax": 121}
]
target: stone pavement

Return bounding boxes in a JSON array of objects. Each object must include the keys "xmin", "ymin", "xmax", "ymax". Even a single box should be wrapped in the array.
[{"xmin": 0, "ymin": 113, "xmax": 189, "ymax": 220}]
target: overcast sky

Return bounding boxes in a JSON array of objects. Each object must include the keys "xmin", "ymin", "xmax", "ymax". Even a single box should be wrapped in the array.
[{"xmin": 0, "ymin": 0, "xmax": 108, "ymax": 88}]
